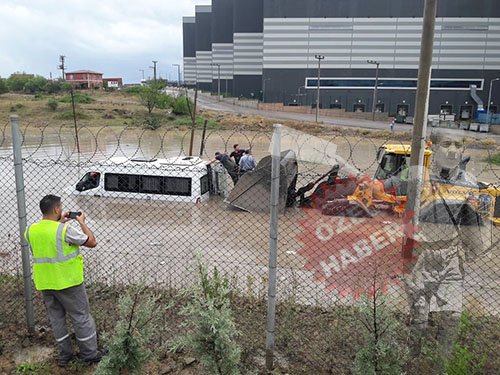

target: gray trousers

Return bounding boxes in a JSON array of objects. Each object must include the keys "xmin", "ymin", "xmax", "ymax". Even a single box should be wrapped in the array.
[{"xmin": 42, "ymin": 283, "xmax": 98, "ymax": 360}]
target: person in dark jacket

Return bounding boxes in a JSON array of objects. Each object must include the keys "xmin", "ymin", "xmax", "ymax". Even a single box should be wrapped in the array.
[{"xmin": 212, "ymin": 152, "xmax": 239, "ymax": 184}]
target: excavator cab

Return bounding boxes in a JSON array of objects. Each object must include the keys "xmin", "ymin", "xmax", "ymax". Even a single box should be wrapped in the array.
[{"xmin": 322, "ymin": 145, "xmax": 432, "ymax": 217}]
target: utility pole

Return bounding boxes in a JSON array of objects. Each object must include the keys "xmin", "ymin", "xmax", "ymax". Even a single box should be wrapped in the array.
[
  {"xmin": 139, "ymin": 69, "xmax": 145, "ymax": 80},
  {"xmin": 151, "ymin": 60, "xmax": 158, "ymax": 81},
  {"xmin": 58, "ymin": 55, "xmax": 66, "ymax": 80},
  {"xmin": 314, "ymin": 54, "xmax": 325, "ymax": 123},
  {"xmin": 402, "ymin": 0, "xmax": 438, "ymax": 260},
  {"xmin": 367, "ymin": 60, "xmax": 380, "ymax": 121},
  {"xmin": 173, "ymin": 64, "xmax": 181, "ymax": 86}
]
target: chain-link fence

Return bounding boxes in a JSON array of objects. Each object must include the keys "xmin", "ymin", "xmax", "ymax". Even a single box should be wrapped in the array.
[{"xmin": 1, "ymin": 117, "xmax": 499, "ymax": 373}]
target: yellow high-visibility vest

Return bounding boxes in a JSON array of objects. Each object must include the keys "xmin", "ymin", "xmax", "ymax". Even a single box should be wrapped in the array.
[{"xmin": 25, "ymin": 220, "xmax": 83, "ymax": 290}]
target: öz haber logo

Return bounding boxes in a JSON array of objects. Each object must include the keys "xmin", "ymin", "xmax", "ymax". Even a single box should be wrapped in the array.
[{"xmin": 297, "ymin": 209, "xmax": 418, "ymax": 299}]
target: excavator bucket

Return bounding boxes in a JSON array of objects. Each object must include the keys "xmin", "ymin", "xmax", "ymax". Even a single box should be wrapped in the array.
[{"xmin": 226, "ymin": 150, "xmax": 298, "ymax": 213}]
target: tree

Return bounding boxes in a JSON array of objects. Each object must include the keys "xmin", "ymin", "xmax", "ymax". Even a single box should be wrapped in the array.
[
  {"xmin": 137, "ymin": 81, "xmax": 165, "ymax": 114},
  {"xmin": 23, "ymin": 76, "xmax": 48, "ymax": 94},
  {"xmin": 0, "ymin": 78, "xmax": 8, "ymax": 95},
  {"xmin": 6, "ymin": 74, "xmax": 31, "ymax": 92}
]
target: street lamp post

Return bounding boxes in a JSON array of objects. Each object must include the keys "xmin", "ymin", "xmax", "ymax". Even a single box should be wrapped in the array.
[
  {"xmin": 211, "ymin": 63, "xmax": 221, "ymax": 100},
  {"xmin": 297, "ymin": 86, "xmax": 305, "ymax": 106},
  {"xmin": 172, "ymin": 64, "xmax": 181, "ymax": 86},
  {"xmin": 487, "ymin": 77, "xmax": 499, "ymax": 125},
  {"xmin": 314, "ymin": 55, "xmax": 325, "ymax": 123},
  {"xmin": 367, "ymin": 60, "xmax": 380, "ymax": 121}
]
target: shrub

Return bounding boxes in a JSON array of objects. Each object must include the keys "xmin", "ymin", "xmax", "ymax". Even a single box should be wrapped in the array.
[
  {"xmin": 59, "ymin": 93, "xmax": 95, "ymax": 104},
  {"xmin": 54, "ymin": 111, "xmax": 89, "ymax": 120},
  {"xmin": 353, "ymin": 291, "xmax": 407, "ymax": 375},
  {"xmin": 23, "ymin": 76, "xmax": 48, "ymax": 94},
  {"xmin": 95, "ymin": 284, "xmax": 162, "ymax": 375},
  {"xmin": 156, "ymin": 93, "xmax": 175, "ymax": 110},
  {"xmin": 172, "ymin": 96, "xmax": 192, "ymax": 116},
  {"xmin": 444, "ymin": 312, "xmax": 486, "ymax": 375},
  {"xmin": 6, "ymin": 74, "xmax": 31, "ymax": 92},
  {"xmin": 47, "ymin": 99, "xmax": 58, "ymax": 111},
  {"xmin": 170, "ymin": 260, "xmax": 241, "ymax": 375},
  {"xmin": 485, "ymin": 152, "xmax": 500, "ymax": 166},
  {"xmin": 144, "ymin": 115, "xmax": 162, "ymax": 130},
  {"xmin": 124, "ymin": 86, "xmax": 144, "ymax": 95},
  {"xmin": 44, "ymin": 80, "xmax": 70, "ymax": 94}
]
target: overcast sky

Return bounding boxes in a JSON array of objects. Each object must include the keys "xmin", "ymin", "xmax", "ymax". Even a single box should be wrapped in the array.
[{"xmin": 0, "ymin": 0, "xmax": 210, "ymax": 83}]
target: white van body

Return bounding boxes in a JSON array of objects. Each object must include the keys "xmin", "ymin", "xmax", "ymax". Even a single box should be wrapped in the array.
[{"xmin": 71, "ymin": 156, "xmax": 226, "ymax": 203}]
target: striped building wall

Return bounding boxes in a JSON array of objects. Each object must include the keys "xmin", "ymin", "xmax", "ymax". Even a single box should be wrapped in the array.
[
  {"xmin": 211, "ymin": 43, "xmax": 233, "ymax": 80},
  {"xmin": 262, "ymin": 17, "xmax": 500, "ymax": 71},
  {"xmin": 233, "ymin": 33, "xmax": 263, "ymax": 75}
]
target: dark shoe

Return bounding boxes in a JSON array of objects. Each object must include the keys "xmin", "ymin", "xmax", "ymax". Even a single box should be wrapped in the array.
[
  {"xmin": 82, "ymin": 348, "xmax": 108, "ymax": 364},
  {"xmin": 57, "ymin": 354, "xmax": 74, "ymax": 367}
]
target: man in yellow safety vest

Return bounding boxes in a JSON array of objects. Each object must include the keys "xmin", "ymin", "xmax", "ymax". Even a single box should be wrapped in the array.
[{"xmin": 25, "ymin": 194, "xmax": 104, "ymax": 366}]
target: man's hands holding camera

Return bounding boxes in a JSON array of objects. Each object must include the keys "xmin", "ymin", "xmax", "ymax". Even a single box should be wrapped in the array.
[{"xmin": 60, "ymin": 210, "xmax": 86, "ymax": 224}]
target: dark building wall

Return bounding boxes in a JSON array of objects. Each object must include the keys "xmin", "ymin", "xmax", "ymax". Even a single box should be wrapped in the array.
[
  {"xmin": 182, "ymin": 19, "xmax": 196, "ymax": 58},
  {"xmin": 260, "ymin": 0, "xmax": 500, "ymax": 115},
  {"xmin": 264, "ymin": 0, "xmax": 500, "ymax": 18},
  {"xmin": 195, "ymin": 7, "xmax": 212, "ymax": 52},
  {"xmin": 182, "ymin": 17, "xmax": 196, "ymax": 86},
  {"xmin": 264, "ymin": 68, "xmax": 497, "ymax": 117},
  {"xmin": 233, "ymin": 0, "xmax": 263, "ymax": 33},
  {"xmin": 195, "ymin": 6, "xmax": 212, "ymax": 90},
  {"xmin": 212, "ymin": 0, "xmax": 234, "ymax": 94},
  {"xmin": 232, "ymin": 0, "xmax": 264, "ymax": 98},
  {"xmin": 212, "ymin": 0, "xmax": 233, "ymax": 43}
]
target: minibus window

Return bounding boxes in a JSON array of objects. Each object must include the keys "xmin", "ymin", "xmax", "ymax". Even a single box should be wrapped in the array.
[{"xmin": 76, "ymin": 172, "xmax": 100, "ymax": 191}]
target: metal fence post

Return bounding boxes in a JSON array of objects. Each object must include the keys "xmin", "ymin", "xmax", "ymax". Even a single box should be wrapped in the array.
[
  {"xmin": 10, "ymin": 114, "xmax": 35, "ymax": 332},
  {"xmin": 266, "ymin": 123, "xmax": 282, "ymax": 371}
]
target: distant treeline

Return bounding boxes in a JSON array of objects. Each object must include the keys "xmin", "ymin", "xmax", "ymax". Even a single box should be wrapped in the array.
[{"xmin": 0, "ymin": 74, "xmax": 71, "ymax": 95}]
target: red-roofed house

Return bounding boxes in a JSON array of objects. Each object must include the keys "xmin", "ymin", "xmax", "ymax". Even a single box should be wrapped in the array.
[{"xmin": 65, "ymin": 70, "xmax": 103, "ymax": 89}]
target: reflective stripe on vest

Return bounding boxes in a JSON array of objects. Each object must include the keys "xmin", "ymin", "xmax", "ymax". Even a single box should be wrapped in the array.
[{"xmin": 27, "ymin": 223, "xmax": 80, "ymax": 263}]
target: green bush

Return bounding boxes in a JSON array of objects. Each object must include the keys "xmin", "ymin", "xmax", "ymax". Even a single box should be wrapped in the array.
[
  {"xmin": 47, "ymin": 99, "xmax": 58, "ymax": 111},
  {"xmin": 353, "ymin": 292, "xmax": 407, "ymax": 375},
  {"xmin": 23, "ymin": 76, "xmax": 48, "ymax": 94},
  {"xmin": 144, "ymin": 115, "xmax": 162, "ymax": 130},
  {"xmin": 124, "ymin": 86, "xmax": 144, "ymax": 95},
  {"xmin": 54, "ymin": 110, "xmax": 89, "ymax": 120},
  {"xmin": 485, "ymin": 152, "xmax": 500, "ymax": 166},
  {"xmin": 445, "ymin": 312, "xmax": 486, "ymax": 375},
  {"xmin": 172, "ymin": 96, "xmax": 192, "ymax": 115},
  {"xmin": 170, "ymin": 260, "xmax": 241, "ymax": 375},
  {"xmin": 95, "ymin": 284, "xmax": 162, "ymax": 375},
  {"xmin": 6, "ymin": 74, "xmax": 31, "ymax": 92},
  {"xmin": 44, "ymin": 80, "xmax": 70, "ymax": 94},
  {"xmin": 59, "ymin": 93, "xmax": 94, "ymax": 104},
  {"xmin": 156, "ymin": 93, "xmax": 175, "ymax": 110}
]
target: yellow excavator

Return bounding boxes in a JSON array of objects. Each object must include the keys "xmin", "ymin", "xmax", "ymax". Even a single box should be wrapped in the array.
[{"xmin": 301, "ymin": 143, "xmax": 499, "ymax": 226}]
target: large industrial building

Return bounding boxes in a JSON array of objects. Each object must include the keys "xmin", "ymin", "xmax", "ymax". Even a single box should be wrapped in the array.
[{"xmin": 183, "ymin": 0, "xmax": 500, "ymax": 118}]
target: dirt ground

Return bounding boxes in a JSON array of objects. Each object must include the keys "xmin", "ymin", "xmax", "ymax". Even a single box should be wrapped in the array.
[{"xmin": 1, "ymin": 280, "xmax": 499, "ymax": 375}]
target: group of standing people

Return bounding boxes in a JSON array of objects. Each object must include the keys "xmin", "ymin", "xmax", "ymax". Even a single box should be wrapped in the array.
[{"xmin": 213, "ymin": 143, "xmax": 257, "ymax": 184}]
